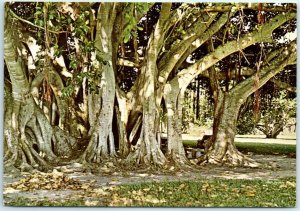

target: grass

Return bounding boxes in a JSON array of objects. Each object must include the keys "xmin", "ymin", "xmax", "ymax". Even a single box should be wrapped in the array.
[
  {"xmin": 5, "ymin": 177, "xmax": 296, "ymax": 207},
  {"xmin": 183, "ymin": 140, "xmax": 296, "ymax": 155},
  {"xmin": 4, "ymin": 197, "xmax": 86, "ymax": 207},
  {"xmin": 235, "ymin": 142, "xmax": 296, "ymax": 155}
]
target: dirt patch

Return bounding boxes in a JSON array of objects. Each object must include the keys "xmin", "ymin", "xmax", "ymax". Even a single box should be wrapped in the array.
[{"xmin": 3, "ymin": 154, "xmax": 296, "ymax": 205}]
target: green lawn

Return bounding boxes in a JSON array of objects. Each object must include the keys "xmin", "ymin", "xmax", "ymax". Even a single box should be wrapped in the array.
[
  {"xmin": 5, "ymin": 177, "xmax": 296, "ymax": 207},
  {"xmin": 235, "ymin": 142, "xmax": 296, "ymax": 155},
  {"xmin": 183, "ymin": 140, "xmax": 296, "ymax": 155}
]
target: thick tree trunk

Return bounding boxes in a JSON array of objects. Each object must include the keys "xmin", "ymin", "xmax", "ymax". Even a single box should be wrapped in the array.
[
  {"xmin": 198, "ymin": 92, "xmax": 260, "ymax": 167},
  {"xmin": 164, "ymin": 83, "xmax": 190, "ymax": 166},
  {"xmin": 80, "ymin": 3, "xmax": 117, "ymax": 163},
  {"xmin": 4, "ymin": 11, "xmax": 52, "ymax": 171},
  {"xmin": 4, "ymin": 7, "xmax": 80, "ymax": 172},
  {"xmin": 126, "ymin": 98, "xmax": 166, "ymax": 166},
  {"xmin": 115, "ymin": 89, "xmax": 130, "ymax": 157},
  {"xmin": 125, "ymin": 3, "xmax": 173, "ymax": 167},
  {"xmin": 126, "ymin": 61, "xmax": 166, "ymax": 166}
]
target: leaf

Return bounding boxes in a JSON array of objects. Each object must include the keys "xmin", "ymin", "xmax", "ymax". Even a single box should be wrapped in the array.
[
  {"xmin": 137, "ymin": 26, "xmax": 143, "ymax": 31},
  {"xmin": 35, "ymin": 11, "xmax": 42, "ymax": 16},
  {"xmin": 69, "ymin": 60, "xmax": 78, "ymax": 70},
  {"xmin": 81, "ymin": 184, "xmax": 90, "ymax": 190},
  {"xmin": 286, "ymin": 181, "xmax": 296, "ymax": 188},
  {"xmin": 245, "ymin": 191, "xmax": 256, "ymax": 197},
  {"xmin": 81, "ymin": 25, "xmax": 90, "ymax": 34},
  {"xmin": 123, "ymin": 33, "xmax": 131, "ymax": 43},
  {"xmin": 93, "ymin": 188, "xmax": 110, "ymax": 196},
  {"xmin": 85, "ymin": 200, "xmax": 98, "ymax": 206},
  {"xmin": 28, "ymin": 177, "xmax": 40, "ymax": 183},
  {"xmin": 178, "ymin": 183, "xmax": 185, "ymax": 190},
  {"xmin": 49, "ymin": 13, "xmax": 55, "ymax": 20}
]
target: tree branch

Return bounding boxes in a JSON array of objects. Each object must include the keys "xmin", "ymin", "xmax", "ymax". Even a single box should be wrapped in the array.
[
  {"xmin": 8, "ymin": 9, "xmax": 68, "ymax": 34},
  {"xmin": 158, "ymin": 12, "xmax": 229, "ymax": 83},
  {"xmin": 173, "ymin": 11, "xmax": 296, "ymax": 90},
  {"xmin": 270, "ymin": 78, "xmax": 296, "ymax": 93},
  {"xmin": 233, "ymin": 41, "xmax": 296, "ymax": 99},
  {"xmin": 198, "ymin": 3, "xmax": 296, "ymax": 13}
]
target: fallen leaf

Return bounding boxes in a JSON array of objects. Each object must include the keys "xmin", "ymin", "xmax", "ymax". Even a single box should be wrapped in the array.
[
  {"xmin": 286, "ymin": 181, "xmax": 296, "ymax": 188},
  {"xmin": 28, "ymin": 177, "xmax": 40, "ymax": 183},
  {"xmin": 178, "ymin": 183, "xmax": 185, "ymax": 190},
  {"xmin": 81, "ymin": 184, "xmax": 90, "ymax": 190},
  {"xmin": 93, "ymin": 188, "xmax": 110, "ymax": 196},
  {"xmin": 245, "ymin": 191, "xmax": 256, "ymax": 197},
  {"xmin": 85, "ymin": 200, "xmax": 98, "ymax": 206}
]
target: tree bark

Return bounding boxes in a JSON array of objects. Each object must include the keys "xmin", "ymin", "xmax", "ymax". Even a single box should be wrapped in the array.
[
  {"xmin": 125, "ymin": 3, "xmax": 173, "ymax": 166},
  {"xmin": 198, "ymin": 92, "xmax": 260, "ymax": 167},
  {"xmin": 164, "ymin": 82, "xmax": 190, "ymax": 167},
  {"xmin": 198, "ymin": 42, "xmax": 296, "ymax": 167},
  {"xmin": 4, "ymin": 9, "xmax": 59, "ymax": 171},
  {"xmin": 81, "ymin": 3, "xmax": 117, "ymax": 163}
]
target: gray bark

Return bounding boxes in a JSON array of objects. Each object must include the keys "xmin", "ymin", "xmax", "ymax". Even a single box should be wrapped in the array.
[
  {"xmin": 81, "ymin": 3, "xmax": 117, "ymax": 163},
  {"xmin": 198, "ymin": 42, "xmax": 296, "ymax": 166},
  {"xmin": 126, "ymin": 3, "xmax": 173, "ymax": 166},
  {"xmin": 164, "ymin": 83, "xmax": 190, "ymax": 166}
]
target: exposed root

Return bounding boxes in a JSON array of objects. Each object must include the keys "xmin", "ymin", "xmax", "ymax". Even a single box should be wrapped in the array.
[
  {"xmin": 125, "ymin": 145, "xmax": 167, "ymax": 167},
  {"xmin": 197, "ymin": 150, "xmax": 261, "ymax": 168},
  {"xmin": 4, "ymin": 128, "xmax": 53, "ymax": 172},
  {"xmin": 166, "ymin": 152, "xmax": 199, "ymax": 171}
]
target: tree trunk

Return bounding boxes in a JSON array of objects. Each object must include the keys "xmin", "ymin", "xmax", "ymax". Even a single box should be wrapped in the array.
[
  {"xmin": 4, "ymin": 11, "xmax": 57, "ymax": 171},
  {"xmin": 125, "ymin": 3, "xmax": 173, "ymax": 167},
  {"xmin": 126, "ymin": 63, "xmax": 167, "ymax": 166},
  {"xmin": 114, "ymin": 90, "xmax": 130, "ymax": 157},
  {"xmin": 164, "ymin": 82, "xmax": 190, "ymax": 167},
  {"xmin": 80, "ymin": 3, "xmax": 117, "ymax": 163},
  {"xmin": 198, "ymin": 92, "xmax": 260, "ymax": 167},
  {"xmin": 195, "ymin": 77, "xmax": 200, "ymax": 120},
  {"xmin": 264, "ymin": 124, "xmax": 283, "ymax": 139}
]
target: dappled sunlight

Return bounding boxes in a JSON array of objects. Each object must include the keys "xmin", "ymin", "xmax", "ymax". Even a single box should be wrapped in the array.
[{"xmin": 4, "ymin": 3, "xmax": 296, "ymax": 207}]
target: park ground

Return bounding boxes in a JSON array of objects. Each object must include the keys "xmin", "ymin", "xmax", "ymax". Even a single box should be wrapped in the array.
[{"xmin": 2, "ymin": 133, "xmax": 296, "ymax": 207}]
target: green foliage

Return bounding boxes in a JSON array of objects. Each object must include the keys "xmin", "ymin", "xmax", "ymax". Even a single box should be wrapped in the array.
[
  {"xmin": 122, "ymin": 3, "xmax": 151, "ymax": 43},
  {"xmin": 29, "ymin": 2, "xmax": 110, "ymax": 98},
  {"xmin": 61, "ymin": 84, "xmax": 75, "ymax": 97},
  {"xmin": 61, "ymin": 70, "xmax": 102, "ymax": 97},
  {"xmin": 237, "ymin": 91, "xmax": 296, "ymax": 136},
  {"xmin": 259, "ymin": 91, "xmax": 296, "ymax": 129},
  {"xmin": 183, "ymin": 87, "xmax": 213, "ymax": 129},
  {"xmin": 237, "ymin": 109, "xmax": 257, "ymax": 135}
]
